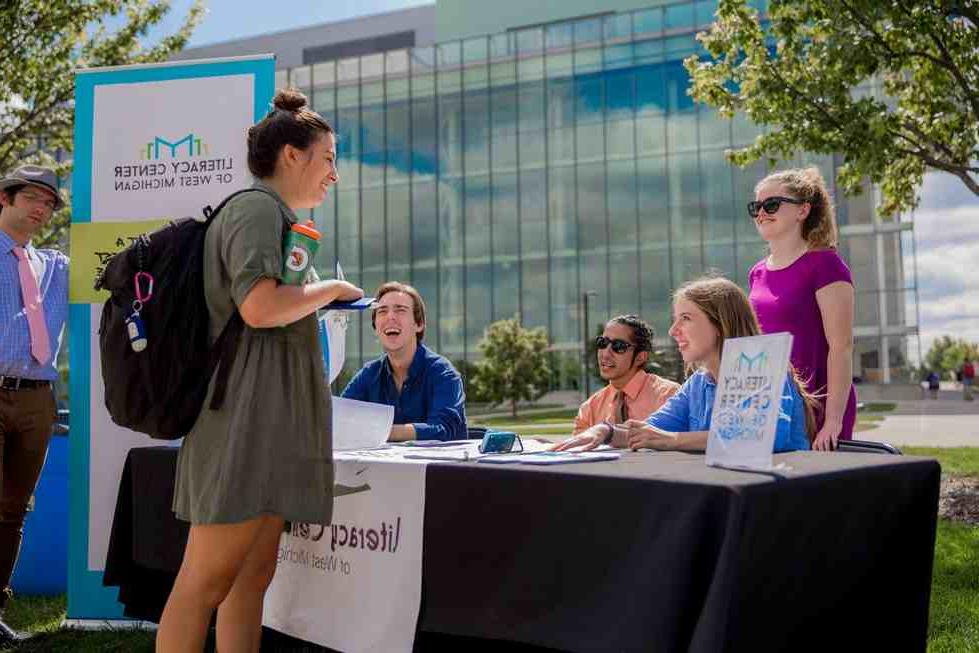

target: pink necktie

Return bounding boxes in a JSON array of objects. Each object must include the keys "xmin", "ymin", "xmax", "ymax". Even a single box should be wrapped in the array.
[
  {"xmin": 13, "ymin": 246, "xmax": 51, "ymax": 365},
  {"xmin": 614, "ymin": 390, "xmax": 628, "ymax": 423}
]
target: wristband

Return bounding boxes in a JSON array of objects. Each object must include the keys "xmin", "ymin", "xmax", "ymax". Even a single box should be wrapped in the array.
[{"xmin": 601, "ymin": 420, "xmax": 615, "ymax": 445}]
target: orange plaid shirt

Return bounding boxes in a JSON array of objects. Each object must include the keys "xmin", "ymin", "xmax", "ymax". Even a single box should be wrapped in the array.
[{"xmin": 573, "ymin": 371, "xmax": 680, "ymax": 435}]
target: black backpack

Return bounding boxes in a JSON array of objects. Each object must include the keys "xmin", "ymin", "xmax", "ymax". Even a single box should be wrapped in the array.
[{"xmin": 94, "ymin": 188, "xmax": 279, "ymax": 439}]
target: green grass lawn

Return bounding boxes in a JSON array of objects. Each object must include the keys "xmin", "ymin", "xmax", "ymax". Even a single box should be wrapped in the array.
[
  {"xmin": 480, "ymin": 408, "xmax": 579, "ymax": 426},
  {"xmin": 3, "ymin": 594, "xmax": 153, "ymax": 652},
  {"xmin": 905, "ymin": 447, "xmax": 979, "ymax": 476},
  {"xmin": 927, "ymin": 520, "xmax": 979, "ymax": 653},
  {"xmin": 467, "ymin": 403, "xmax": 563, "ymax": 417},
  {"xmin": 860, "ymin": 402, "xmax": 898, "ymax": 412},
  {"xmin": 853, "ymin": 402, "xmax": 896, "ymax": 433}
]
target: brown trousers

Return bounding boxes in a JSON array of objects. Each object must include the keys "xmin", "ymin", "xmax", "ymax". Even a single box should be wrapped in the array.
[{"xmin": 0, "ymin": 386, "xmax": 55, "ymax": 608}]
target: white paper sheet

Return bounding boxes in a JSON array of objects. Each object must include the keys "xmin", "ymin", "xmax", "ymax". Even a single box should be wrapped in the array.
[
  {"xmin": 333, "ymin": 396, "xmax": 394, "ymax": 451},
  {"xmin": 319, "ymin": 310, "xmax": 349, "ymax": 384}
]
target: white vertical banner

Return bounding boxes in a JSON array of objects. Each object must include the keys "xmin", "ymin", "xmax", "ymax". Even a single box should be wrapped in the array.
[
  {"xmin": 706, "ymin": 332, "xmax": 793, "ymax": 471},
  {"xmin": 263, "ymin": 459, "xmax": 427, "ymax": 653},
  {"xmin": 69, "ymin": 56, "xmax": 275, "ymax": 619}
]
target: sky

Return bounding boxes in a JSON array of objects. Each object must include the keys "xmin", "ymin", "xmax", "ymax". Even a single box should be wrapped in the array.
[
  {"xmin": 910, "ymin": 172, "xmax": 979, "ymax": 362},
  {"xmin": 158, "ymin": 0, "xmax": 432, "ymax": 47},
  {"xmin": 152, "ymin": 1, "xmax": 979, "ymax": 363}
]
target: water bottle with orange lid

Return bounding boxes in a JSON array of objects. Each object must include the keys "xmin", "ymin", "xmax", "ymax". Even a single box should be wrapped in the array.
[{"xmin": 282, "ymin": 220, "xmax": 321, "ymax": 284}]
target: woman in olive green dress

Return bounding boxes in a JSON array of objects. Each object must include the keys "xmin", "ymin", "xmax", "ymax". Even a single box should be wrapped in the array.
[{"xmin": 157, "ymin": 89, "xmax": 363, "ymax": 652}]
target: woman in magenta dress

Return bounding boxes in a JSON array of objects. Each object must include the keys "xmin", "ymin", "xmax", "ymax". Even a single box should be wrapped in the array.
[{"xmin": 747, "ymin": 167, "xmax": 856, "ymax": 450}]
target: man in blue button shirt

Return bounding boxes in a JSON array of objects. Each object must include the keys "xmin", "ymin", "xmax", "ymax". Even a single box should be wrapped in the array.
[
  {"xmin": 0, "ymin": 165, "xmax": 68, "ymax": 644},
  {"xmin": 342, "ymin": 282, "xmax": 467, "ymax": 441}
]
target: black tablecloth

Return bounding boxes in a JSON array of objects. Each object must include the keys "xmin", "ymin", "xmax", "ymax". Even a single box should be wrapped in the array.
[{"xmin": 103, "ymin": 446, "xmax": 940, "ymax": 652}]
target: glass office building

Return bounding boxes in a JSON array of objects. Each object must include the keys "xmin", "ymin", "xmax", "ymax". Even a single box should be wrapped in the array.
[{"xmin": 276, "ymin": 0, "xmax": 918, "ymax": 389}]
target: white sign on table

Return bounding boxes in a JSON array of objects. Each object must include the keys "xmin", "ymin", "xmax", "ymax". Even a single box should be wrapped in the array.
[
  {"xmin": 262, "ymin": 449, "xmax": 428, "ymax": 653},
  {"xmin": 706, "ymin": 332, "xmax": 793, "ymax": 471}
]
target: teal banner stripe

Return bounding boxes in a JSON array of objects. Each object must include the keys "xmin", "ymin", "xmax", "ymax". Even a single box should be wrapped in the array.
[
  {"xmin": 68, "ymin": 56, "xmax": 276, "ymax": 620},
  {"xmin": 67, "ymin": 304, "xmax": 123, "ymax": 618}
]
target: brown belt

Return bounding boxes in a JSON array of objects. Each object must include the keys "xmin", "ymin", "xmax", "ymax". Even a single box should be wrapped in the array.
[{"xmin": 0, "ymin": 376, "xmax": 51, "ymax": 391}]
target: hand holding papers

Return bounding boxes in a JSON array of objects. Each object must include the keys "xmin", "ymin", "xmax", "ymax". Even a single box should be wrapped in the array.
[{"xmin": 323, "ymin": 262, "xmax": 373, "ymax": 311}]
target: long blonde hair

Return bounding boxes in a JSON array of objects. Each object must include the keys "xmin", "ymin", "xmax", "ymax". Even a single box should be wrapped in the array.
[
  {"xmin": 674, "ymin": 276, "xmax": 819, "ymax": 441},
  {"xmin": 757, "ymin": 167, "xmax": 839, "ymax": 249}
]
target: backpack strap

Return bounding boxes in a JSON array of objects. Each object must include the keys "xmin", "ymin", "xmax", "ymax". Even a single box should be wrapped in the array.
[
  {"xmin": 202, "ymin": 186, "xmax": 280, "ymax": 224},
  {"xmin": 206, "ymin": 187, "xmax": 292, "ymax": 412},
  {"xmin": 208, "ymin": 312, "xmax": 245, "ymax": 410}
]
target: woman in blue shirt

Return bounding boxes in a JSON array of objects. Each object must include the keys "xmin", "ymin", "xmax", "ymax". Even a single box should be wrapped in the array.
[
  {"xmin": 554, "ymin": 276, "xmax": 813, "ymax": 452},
  {"xmin": 626, "ymin": 276, "xmax": 814, "ymax": 452}
]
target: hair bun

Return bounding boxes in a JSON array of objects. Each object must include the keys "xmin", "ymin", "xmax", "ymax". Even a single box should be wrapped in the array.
[
  {"xmin": 272, "ymin": 88, "xmax": 308, "ymax": 112},
  {"xmin": 801, "ymin": 166, "xmax": 826, "ymax": 185}
]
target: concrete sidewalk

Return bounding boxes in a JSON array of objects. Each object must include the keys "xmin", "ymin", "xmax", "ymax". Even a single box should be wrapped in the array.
[{"xmin": 860, "ymin": 399, "xmax": 979, "ymax": 448}]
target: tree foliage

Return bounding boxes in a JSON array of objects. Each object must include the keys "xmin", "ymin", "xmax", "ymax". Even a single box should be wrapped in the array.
[
  {"xmin": 686, "ymin": 0, "xmax": 979, "ymax": 217},
  {"xmin": 922, "ymin": 335, "xmax": 979, "ymax": 379},
  {"xmin": 471, "ymin": 317, "xmax": 552, "ymax": 418},
  {"xmin": 0, "ymin": 0, "xmax": 204, "ymax": 247}
]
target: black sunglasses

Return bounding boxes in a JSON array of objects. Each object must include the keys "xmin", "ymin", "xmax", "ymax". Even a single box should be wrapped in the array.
[
  {"xmin": 747, "ymin": 196, "xmax": 805, "ymax": 218},
  {"xmin": 595, "ymin": 336, "xmax": 635, "ymax": 354}
]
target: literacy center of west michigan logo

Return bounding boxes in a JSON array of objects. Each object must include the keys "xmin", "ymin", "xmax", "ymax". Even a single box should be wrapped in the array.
[
  {"xmin": 715, "ymin": 351, "xmax": 776, "ymax": 441},
  {"xmin": 111, "ymin": 133, "xmax": 236, "ymax": 192}
]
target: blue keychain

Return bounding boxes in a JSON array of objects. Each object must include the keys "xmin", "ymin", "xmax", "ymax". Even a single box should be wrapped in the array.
[
  {"xmin": 127, "ymin": 272, "xmax": 153, "ymax": 353},
  {"xmin": 126, "ymin": 311, "xmax": 147, "ymax": 352}
]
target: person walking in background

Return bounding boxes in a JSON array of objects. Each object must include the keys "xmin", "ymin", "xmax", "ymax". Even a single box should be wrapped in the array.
[
  {"xmin": 963, "ymin": 360, "xmax": 975, "ymax": 401},
  {"xmin": 156, "ymin": 89, "xmax": 363, "ymax": 652},
  {"xmin": 925, "ymin": 370, "xmax": 941, "ymax": 400},
  {"xmin": 747, "ymin": 167, "xmax": 857, "ymax": 451},
  {"xmin": 0, "ymin": 165, "xmax": 68, "ymax": 645}
]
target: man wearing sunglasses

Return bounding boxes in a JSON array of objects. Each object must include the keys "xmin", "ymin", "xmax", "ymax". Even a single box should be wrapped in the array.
[
  {"xmin": 0, "ymin": 165, "xmax": 68, "ymax": 644},
  {"xmin": 558, "ymin": 316, "xmax": 679, "ymax": 449}
]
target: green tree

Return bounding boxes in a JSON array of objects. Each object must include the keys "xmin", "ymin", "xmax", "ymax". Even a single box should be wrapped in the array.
[
  {"xmin": 686, "ymin": 0, "xmax": 979, "ymax": 217},
  {"xmin": 471, "ymin": 317, "xmax": 552, "ymax": 418},
  {"xmin": 0, "ymin": 0, "xmax": 204, "ymax": 248},
  {"xmin": 452, "ymin": 357, "xmax": 490, "ymax": 404},
  {"xmin": 923, "ymin": 336, "xmax": 979, "ymax": 380}
]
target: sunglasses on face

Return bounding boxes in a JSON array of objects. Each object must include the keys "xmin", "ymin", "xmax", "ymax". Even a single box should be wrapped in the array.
[
  {"xmin": 747, "ymin": 196, "xmax": 805, "ymax": 218},
  {"xmin": 595, "ymin": 336, "xmax": 635, "ymax": 354}
]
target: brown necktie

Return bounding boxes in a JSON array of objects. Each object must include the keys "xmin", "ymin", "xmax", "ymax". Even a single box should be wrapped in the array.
[{"xmin": 614, "ymin": 390, "xmax": 628, "ymax": 423}]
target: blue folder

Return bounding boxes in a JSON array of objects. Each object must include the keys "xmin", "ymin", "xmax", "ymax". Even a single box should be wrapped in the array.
[{"xmin": 323, "ymin": 297, "xmax": 375, "ymax": 311}]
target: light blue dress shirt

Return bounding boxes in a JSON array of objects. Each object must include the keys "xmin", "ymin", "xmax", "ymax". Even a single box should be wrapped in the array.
[
  {"xmin": 647, "ymin": 369, "xmax": 811, "ymax": 453},
  {"xmin": 0, "ymin": 229, "xmax": 69, "ymax": 382}
]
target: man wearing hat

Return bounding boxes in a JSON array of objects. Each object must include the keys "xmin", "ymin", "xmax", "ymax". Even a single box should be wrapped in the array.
[{"xmin": 0, "ymin": 164, "xmax": 68, "ymax": 643}]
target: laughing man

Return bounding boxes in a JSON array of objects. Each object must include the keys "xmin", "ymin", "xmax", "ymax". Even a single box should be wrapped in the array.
[{"xmin": 342, "ymin": 282, "xmax": 467, "ymax": 441}]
